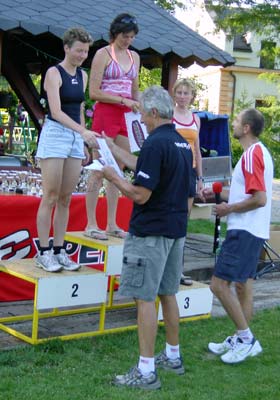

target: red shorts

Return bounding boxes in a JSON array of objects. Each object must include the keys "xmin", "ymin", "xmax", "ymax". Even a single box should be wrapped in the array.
[{"xmin": 92, "ymin": 102, "xmax": 131, "ymax": 138}]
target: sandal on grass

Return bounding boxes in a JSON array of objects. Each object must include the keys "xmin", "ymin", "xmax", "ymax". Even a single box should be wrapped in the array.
[
  {"xmin": 83, "ymin": 228, "xmax": 108, "ymax": 240},
  {"xmin": 106, "ymin": 229, "xmax": 127, "ymax": 239}
]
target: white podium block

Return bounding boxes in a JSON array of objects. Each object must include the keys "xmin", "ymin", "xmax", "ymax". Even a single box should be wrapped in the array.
[
  {"xmin": 37, "ymin": 271, "xmax": 107, "ymax": 310},
  {"xmin": 64, "ymin": 232, "xmax": 124, "ymax": 276},
  {"xmin": 158, "ymin": 281, "xmax": 213, "ymax": 320}
]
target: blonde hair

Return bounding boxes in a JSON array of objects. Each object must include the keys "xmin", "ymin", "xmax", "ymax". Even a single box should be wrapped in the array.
[{"xmin": 173, "ymin": 78, "xmax": 196, "ymax": 105}]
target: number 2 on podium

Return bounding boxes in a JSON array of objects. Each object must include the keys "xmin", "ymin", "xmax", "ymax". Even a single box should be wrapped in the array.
[{"xmin": 72, "ymin": 283, "xmax": 79, "ymax": 297}]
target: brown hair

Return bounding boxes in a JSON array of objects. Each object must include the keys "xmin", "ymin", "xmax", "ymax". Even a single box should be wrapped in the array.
[
  {"xmin": 63, "ymin": 27, "xmax": 93, "ymax": 48},
  {"xmin": 109, "ymin": 13, "xmax": 139, "ymax": 41}
]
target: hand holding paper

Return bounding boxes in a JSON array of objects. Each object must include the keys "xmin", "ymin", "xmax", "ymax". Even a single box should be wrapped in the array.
[{"xmin": 84, "ymin": 138, "xmax": 123, "ymax": 177}]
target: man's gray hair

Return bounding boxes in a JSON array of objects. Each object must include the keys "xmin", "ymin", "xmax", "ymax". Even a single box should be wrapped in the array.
[{"xmin": 140, "ymin": 85, "xmax": 174, "ymax": 119}]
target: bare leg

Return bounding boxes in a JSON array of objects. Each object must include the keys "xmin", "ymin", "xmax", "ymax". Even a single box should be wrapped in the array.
[
  {"xmin": 159, "ymin": 294, "xmax": 180, "ymax": 345},
  {"xmin": 37, "ymin": 158, "xmax": 64, "ymax": 247},
  {"xmin": 106, "ymin": 134, "xmax": 130, "ymax": 231},
  {"xmin": 136, "ymin": 299, "xmax": 158, "ymax": 357},
  {"xmin": 53, "ymin": 157, "xmax": 82, "ymax": 246},
  {"xmin": 235, "ymin": 279, "xmax": 254, "ymax": 323},
  {"xmin": 188, "ymin": 197, "xmax": 194, "ymax": 218},
  {"xmin": 210, "ymin": 276, "xmax": 248, "ymax": 330},
  {"xmin": 85, "ymin": 171, "xmax": 103, "ymax": 230}
]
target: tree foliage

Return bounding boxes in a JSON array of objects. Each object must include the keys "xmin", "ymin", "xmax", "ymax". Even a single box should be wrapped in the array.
[
  {"xmin": 206, "ymin": 1, "xmax": 280, "ymax": 39},
  {"xmin": 155, "ymin": 0, "xmax": 185, "ymax": 12},
  {"xmin": 206, "ymin": 1, "xmax": 280, "ymax": 178}
]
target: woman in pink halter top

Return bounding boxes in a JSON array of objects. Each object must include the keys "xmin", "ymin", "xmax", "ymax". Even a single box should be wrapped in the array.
[{"xmin": 85, "ymin": 13, "xmax": 140, "ymax": 240}]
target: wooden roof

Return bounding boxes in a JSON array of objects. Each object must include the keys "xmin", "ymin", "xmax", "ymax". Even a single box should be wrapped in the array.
[{"xmin": 0, "ymin": 0, "xmax": 235, "ymax": 69}]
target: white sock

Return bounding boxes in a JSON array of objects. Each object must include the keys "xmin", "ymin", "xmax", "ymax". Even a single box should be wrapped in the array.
[
  {"xmin": 237, "ymin": 328, "xmax": 254, "ymax": 343},
  {"xmin": 138, "ymin": 356, "xmax": 155, "ymax": 376},
  {"xmin": 166, "ymin": 342, "xmax": 180, "ymax": 360}
]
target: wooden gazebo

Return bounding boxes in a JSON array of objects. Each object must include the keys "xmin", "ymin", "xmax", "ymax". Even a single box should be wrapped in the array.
[{"xmin": 0, "ymin": 0, "xmax": 235, "ymax": 130}]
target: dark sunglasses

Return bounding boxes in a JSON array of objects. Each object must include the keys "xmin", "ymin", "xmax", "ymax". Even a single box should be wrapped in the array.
[{"xmin": 120, "ymin": 16, "xmax": 137, "ymax": 24}]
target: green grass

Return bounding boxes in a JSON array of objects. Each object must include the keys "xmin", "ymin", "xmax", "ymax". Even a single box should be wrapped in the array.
[
  {"xmin": 0, "ymin": 307, "xmax": 279, "ymax": 399},
  {"xmin": 188, "ymin": 218, "xmax": 227, "ymax": 237}
]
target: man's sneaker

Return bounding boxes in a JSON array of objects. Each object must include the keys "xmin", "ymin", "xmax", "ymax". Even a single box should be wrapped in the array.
[
  {"xmin": 114, "ymin": 366, "xmax": 161, "ymax": 390},
  {"xmin": 55, "ymin": 249, "xmax": 81, "ymax": 271},
  {"xmin": 208, "ymin": 335, "xmax": 237, "ymax": 355},
  {"xmin": 221, "ymin": 337, "xmax": 263, "ymax": 364},
  {"xmin": 155, "ymin": 350, "xmax": 185, "ymax": 375},
  {"xmin": 35, "ymin": 250, "xmax": 63, "ymax": 273}
]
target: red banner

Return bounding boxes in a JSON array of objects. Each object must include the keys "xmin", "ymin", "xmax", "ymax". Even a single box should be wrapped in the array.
[{"xmin": 0, "ymin": 194, "xmax": 132, "ymax": 301}]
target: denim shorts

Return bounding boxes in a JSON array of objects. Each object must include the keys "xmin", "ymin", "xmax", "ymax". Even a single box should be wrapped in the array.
[
  {"xmin": 36, "ymin": 118, "xmax": 85, "ymax": 159},
  {"xmin": 119, "ymin": 234, "xmax": 185, "ymax": 301},
  {"xmin": 214, "ymin": 229, "xmax": 264, "ymax": 282}
]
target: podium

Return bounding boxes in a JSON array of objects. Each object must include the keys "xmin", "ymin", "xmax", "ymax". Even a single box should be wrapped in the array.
[{"xmin": 0, "ymin": 232, "xmax": 213, "ymax": 344}]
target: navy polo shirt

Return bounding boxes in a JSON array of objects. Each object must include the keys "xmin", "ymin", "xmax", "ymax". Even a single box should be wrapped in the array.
[{"xmin": 129, "ymin": 123, "xmax": 193, "ymax": 238}]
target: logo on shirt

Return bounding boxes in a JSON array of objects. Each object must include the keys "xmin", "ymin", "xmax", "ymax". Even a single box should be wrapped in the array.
[
  {"xmin": 137, "ymin": 171, "xmax": 150, "ymax": 179},
  {"xmin": 175, "ymin": 142, "xmax": 191, "ymax": 149},
  {"xmin": 71, "ymin": 78, "xmax": 78, "ymax": 85}
]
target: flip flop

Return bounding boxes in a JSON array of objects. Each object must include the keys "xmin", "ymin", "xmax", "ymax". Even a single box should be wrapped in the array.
[
  {"xmin": 106, "ymin": 229, "xmax": 127, "ymax": 239},
  {"xmin": 83, "ymin": 228, "xmax": 108, "ymax": 240}
]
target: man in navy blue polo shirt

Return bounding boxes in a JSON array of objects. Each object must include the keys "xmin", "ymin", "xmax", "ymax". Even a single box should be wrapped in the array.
[{"xmin": 102, "ymin": 85, "xmax": 192, "ymax": 390}]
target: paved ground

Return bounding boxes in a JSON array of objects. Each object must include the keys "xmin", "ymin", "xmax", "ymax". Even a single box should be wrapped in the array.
[{"xmin": 0, "ymin": 179, "xmax": 279, "ymax": 351}]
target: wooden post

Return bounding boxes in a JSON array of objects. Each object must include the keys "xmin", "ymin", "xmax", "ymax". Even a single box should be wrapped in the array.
[{"xmin": 161, "ymin": 56, "xmax": 178, "ymax": 95}]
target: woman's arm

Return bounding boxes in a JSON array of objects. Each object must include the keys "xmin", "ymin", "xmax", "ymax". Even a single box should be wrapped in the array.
[{"xmin": 193, "ymin": 114, "xmax": 204, "ymax": 196}]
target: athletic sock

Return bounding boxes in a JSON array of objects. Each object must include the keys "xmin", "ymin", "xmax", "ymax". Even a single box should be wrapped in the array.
[
  {"xmin": 166, "ymin": 343, "xmax": 180, "ymax": 360},
  {"xmin": 39, "ymin": 246, "xmax": 51, "ymax": 255},
  {"xmin": 53, "ymin": 246, "xmax": 64, "ymax": 255},
  {"xmin": 237, "ymin": 328, "xmax": 254, "ymax": 344},
  {"xmin": 138, "ymin": 356, "xmax": 155, "ymax": 376}
]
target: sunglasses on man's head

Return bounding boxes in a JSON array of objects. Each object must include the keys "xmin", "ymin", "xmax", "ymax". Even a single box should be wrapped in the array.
[{"xmin": 120, "ymin": 16, "xmax": 137, "ymax": 24}]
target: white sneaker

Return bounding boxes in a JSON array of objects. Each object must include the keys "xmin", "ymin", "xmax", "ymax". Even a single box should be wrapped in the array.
[
  {"xmin": 35, "ymin": 250, "xmax": 63, "ymax": 272},
  {"xmin": 55, "ymin": 249, "xmax": 81, "ymax": 271},
  {"xmin": 208, "ymin": 335, "xmax": 237, "ymax": 355},
  {"xmin": 221, "ymin": 337, "xmax": 263, "ymax": 364}
]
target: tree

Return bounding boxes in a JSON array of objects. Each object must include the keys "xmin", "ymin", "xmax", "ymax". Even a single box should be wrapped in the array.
[
  {"xmin": 206, "ymin": 1, "xmax": 280, "ymax": 178},
  {"xmin": 205, "ymin": 1, "xmax": 280, "ymax": 39},
  {"xmin": 155, "ymin": 0, "xmax": 185, "ymax": 13}
]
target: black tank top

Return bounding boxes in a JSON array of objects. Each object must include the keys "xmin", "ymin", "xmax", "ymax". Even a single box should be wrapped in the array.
[{"xmin": 48, "ymin": 64, "xmax": 85, "ymax": 124}]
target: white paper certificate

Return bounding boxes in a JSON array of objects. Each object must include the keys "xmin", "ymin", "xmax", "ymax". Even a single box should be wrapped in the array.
[
  {"xmin": 124, "ymin": 111, "xmax": 148, "ymax": 153},
  {"xmin": 96, "ymin": 138, "xmax": 123, "ymax": 177}
]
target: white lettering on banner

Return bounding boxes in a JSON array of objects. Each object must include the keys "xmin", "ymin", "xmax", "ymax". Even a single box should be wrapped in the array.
[
  {"xmin": 0, "ymin": 230, "xmax": 105, "ymax": 266},
  {"xmin": 137, "ymin": 171, "xmax": 150, "ymax": 179},
  {"xmin": 0, "ymin": 230, "xmax": 31, "ymax": 260}
]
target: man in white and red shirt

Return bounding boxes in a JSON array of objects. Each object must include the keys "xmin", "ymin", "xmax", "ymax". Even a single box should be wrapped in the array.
[{"xmin": 205, "ymin": 108, "xmax": 273, "ymax": 364}]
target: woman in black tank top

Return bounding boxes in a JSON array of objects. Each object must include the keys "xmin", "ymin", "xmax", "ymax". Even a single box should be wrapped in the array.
[{"xmin": 35, "ymin": 27, "xmax": 99, "ymax": 273}]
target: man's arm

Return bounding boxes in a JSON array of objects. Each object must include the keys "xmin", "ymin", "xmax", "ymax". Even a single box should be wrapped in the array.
[
  {"xmin": 102, "ymin": 166, "xmax": 152, "ymax": 205},
  {"xmin": 215, "ymin": 190, "xmax": 266, "ymax": 217}
]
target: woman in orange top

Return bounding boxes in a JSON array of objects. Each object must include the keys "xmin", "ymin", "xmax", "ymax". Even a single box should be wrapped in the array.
[{"xmin": 172, "ymin": 78, "xmax": 203, "ymax": 216}]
